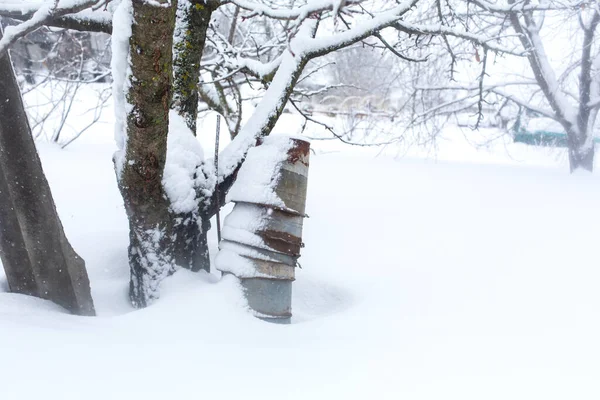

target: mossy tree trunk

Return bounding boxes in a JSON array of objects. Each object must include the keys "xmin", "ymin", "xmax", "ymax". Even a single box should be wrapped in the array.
[
  {"xmin": 171, "ymin": 0, "xmax": 215, "ymax": 273},
  {"xmin": 173, "ymin": 0, "xmax": 214, "ymax": 134},
  {"xmin": 118, "ymin": 0, "xmax": 178, "ymax": 308}
]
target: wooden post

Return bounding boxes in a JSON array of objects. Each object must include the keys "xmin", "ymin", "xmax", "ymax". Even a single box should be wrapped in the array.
[{"xmin": 0, "ymin": 29, "xmax": 95, "ymax": 316}]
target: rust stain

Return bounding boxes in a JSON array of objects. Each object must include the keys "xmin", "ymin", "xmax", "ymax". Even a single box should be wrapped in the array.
[
  {"xmin": 259, "ymin": 229, "xmax": 302, "ymax": 256},
  {"xmin": 287, "ymin": 139, "xmax": 310, "ymax": 166},
  {"xmin": 260, "ymin": 229, "xmax": 301, "ymax": 245}
]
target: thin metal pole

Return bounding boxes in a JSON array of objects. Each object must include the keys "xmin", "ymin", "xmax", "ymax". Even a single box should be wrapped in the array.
[{"xmin": 214, "ymin": 115, "xmax": 222, "ymax": 243}]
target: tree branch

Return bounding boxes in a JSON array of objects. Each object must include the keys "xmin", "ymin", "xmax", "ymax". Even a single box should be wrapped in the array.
[
  {"xmin": 2, "ymin": 9, "xmax": 112, "ymax": 33},
  {"xmin": 0, "ymin": 1, "xmax": 110, "ymax": 55}
]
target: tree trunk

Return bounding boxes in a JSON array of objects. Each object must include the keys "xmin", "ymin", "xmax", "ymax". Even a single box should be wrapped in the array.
[
  {"xmin": 173, "ymin": 0, "xmax": 213, "ymax": 134},
  {"xmin": 118, "ymin": 0, "xmax": 178, "ymax": 308},
  {"xmin": 0, "ymin": 30, "xmax": 95, "ymax": 316},
  {"xmin": 171, "ymin": 0, "xmax": 215, "ymax": 273},
  {"xmin": 567, "ymin": 128, "xmax": 595, "ymax": 172}
]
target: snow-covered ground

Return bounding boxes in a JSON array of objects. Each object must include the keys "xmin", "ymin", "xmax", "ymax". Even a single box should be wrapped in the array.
[{"xmin": 1, "ymin": 93, "xmax": 600, "ymax": 399}]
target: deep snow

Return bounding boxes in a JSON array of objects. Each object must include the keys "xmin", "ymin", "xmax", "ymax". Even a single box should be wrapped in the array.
[{"xmin": 1, "ymin": 102, "xmax": 600, "ymax": 399}]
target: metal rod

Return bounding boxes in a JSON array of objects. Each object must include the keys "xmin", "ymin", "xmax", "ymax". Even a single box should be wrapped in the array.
[{"xmin": 214, "ymin": 115, "xmax": 222, "ymax": 243}]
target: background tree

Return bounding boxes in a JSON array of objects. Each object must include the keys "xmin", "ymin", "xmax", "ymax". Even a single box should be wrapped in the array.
[
  {"xmin": 410, "ymin": 0, "xmax": 599, "ymax": 172},
  {"xmin": 1, "ymin": 15, "xmax": 111, "ymax": 147}
]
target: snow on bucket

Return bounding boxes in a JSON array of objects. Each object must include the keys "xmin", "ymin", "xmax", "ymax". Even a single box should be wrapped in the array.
[{"xmin": 216, "ymin": 136, "xmax": 310, "ymax": 323}]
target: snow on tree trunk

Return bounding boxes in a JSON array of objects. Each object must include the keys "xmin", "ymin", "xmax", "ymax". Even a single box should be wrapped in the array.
[
  {"xmin": 112, "ymin": 0, "xmax": 179, "ymax": 308},
  {"xmin": 0, "ymin": 29, "xmax": 95, "ymax": 316},
  {"xmin": 567, "ymin": 128, "xmax": 595, "ymax": 172},
  {"xmin": 163, "ymin": 110, "xmax": 215, "ymax": 273}
]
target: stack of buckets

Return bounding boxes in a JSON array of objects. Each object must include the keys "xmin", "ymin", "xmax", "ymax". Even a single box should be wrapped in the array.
[{"xmin": 217, "ymin": 139, "xmax": 310, "ymax": 323}]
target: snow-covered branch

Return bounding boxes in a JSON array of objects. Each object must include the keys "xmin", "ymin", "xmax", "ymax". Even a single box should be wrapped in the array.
[
  {"xmin": 393, "ymin": 22, "xmax": 523, "ymax": 56},
  {"xmin": 0, "ymin": 0, "xmax": 109, "ymax": 54},
  {"xmin": 508, "ymin": 7, "xmax": 579, "ymax": 130},
  {"xmin": 469, "ymin": 0, "xmax": 585, "ymax": 14},
  {"xmin": 295, "ymin": 0, "xmax": 419, "ymax": 59},
  {"xmin": 588, "ymin": 46, "xmax": 600, "ymax": 109},
  {"xmin": 489, "ymin": 89, "xmax": 555, "ymax": 119},
  {"xmin": 2, "ymin": 7, "xmax": 112, "ymax": 33},
  {"xmin": 415, "ymin": 80, "xmax": 556, "ymax": 123},
  {"xmin": 214, "ymin": 0, "xmax": 425, "ymax": 189},
  {"xmin": 232, "ymin": 55, "xmax": 282, "ymax": 81},
  {"xmin": 416, "ymin": 81, "xmax": 540, "ymax": 91},
  {"xmin": 578, "ymin": 10, "xmax": 600, "ymax": 117},
  {"xmin": 231, "ymin": 0, "xmax": 363, "ymax": 21},
  {"xmin": 216, "ymin": 19, "xmax": 318, "ymax": 184}
]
